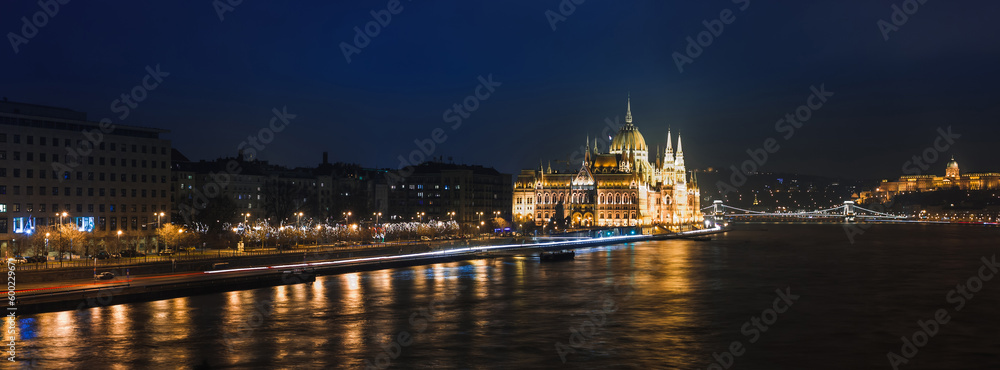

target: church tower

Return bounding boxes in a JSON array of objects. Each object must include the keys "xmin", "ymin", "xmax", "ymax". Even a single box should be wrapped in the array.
[
  {"xmin": 674, "ymin": 135, "xmax": 686, "ymax": 185},
  {"xmin": 664, "ymin": 129, "xmax": 675, "ymax": 185}
]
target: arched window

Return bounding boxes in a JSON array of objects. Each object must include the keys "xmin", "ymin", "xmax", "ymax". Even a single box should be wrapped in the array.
[{"xmin": 537, "ymin": 195, "xmax": 542, "ymax": 204}]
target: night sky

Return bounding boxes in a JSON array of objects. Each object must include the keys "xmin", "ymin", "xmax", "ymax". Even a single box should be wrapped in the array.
[{"xmin": 3, "ymin": 1, "xmax": 999, "ymax": 179}]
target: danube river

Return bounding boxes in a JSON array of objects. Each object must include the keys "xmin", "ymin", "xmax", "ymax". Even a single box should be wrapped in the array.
[{"xmin": 12, "ymin": 224, "xmax": 1000, "ymax": 369}]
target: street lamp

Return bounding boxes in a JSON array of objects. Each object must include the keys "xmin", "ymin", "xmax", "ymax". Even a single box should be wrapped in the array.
[
  {"xmin": 343, "ymin": 211, "xmax": 352, "ymax": 224},
  {"xmin": 418, "ymin": 212, "xmax": 425, "ymax": 223},
  {"xmin": 296, "ymin": 212, "xmax": 304, "ymax": 227},
  {"xmin": 154, "ymin": 212, "xmax": 165, "ymax": 229},
  {"xmin": 58, "ymin": 212, "xmax": 68, "ymax": 226}
]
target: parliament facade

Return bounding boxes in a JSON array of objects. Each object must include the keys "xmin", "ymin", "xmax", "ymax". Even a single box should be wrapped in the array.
[{"xmin": 512, "ymin": 98, "xmax": 702, "ymax": 228}]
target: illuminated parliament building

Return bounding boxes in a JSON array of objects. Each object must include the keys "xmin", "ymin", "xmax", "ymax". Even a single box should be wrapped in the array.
[{"xmin": 512, "ymin": 97, "xmax": 702, "ymax": 227}]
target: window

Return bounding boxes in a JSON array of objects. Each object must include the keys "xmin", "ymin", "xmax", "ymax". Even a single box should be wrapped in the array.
[
  {"xmin": 13, "ymin": 135, "xmax": 19, "ymax": 144},
  {"xmin": 12, "ymin": 152, "xmax": 19, "ymax": 161},
  {"xmin": 26, "ymin": 136, "xmax": 32, "ymax": 145},
  {"xmin": 0, "ymin": 151, "xmax": 5, "ymax": 160}
]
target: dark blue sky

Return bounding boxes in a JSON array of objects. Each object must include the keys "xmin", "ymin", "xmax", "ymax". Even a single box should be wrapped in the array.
[{"xmin": 3, "ymin": 1, "xmax": 999, "ymax": 179}]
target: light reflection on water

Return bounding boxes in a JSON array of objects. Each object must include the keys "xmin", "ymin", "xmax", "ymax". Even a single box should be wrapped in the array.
[{"xmin": 12, "ymin": 224, "xmax": 1000, "ymax": 369}]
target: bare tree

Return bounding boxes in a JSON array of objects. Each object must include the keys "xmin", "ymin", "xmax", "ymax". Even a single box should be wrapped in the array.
[{"xmin": 53, "ymin": 224, "xmax": 87, "ymax": 261}]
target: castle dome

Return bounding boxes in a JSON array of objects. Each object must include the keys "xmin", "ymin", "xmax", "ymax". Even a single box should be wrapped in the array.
[{"xmin": 946, "ymin": 156, "xmax": 959, "ymax": 169}]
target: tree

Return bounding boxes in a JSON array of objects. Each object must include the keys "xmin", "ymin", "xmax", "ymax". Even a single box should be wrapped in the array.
[
  {"xmin": 53, "ymin": 224, "xmax": 87, "ymax": 261},
  {"xmin": 156, "ymin": 224, "xmax": 190, "ymax": 251},
  {"xmin": 9, "ymin": 233, "xmax": 29, "ymax": 257},
  {"xmin": 262, "ymin": 180, "xmax": 308, "ymax": 225},
  {"xmin": 26, "ymin": 226, "xmax": 52, "ymax": 258},
  {"xmin": 193, "ymin": 195, "xmax": 239, "ymax": 236}
]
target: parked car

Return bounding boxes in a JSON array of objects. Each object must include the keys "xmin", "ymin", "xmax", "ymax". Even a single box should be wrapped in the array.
[
  {"xmin": 158, "ymin": 249, "xmax": 174, "ymax": 256},
  {"xmin": 26, "ymin": 255, "xmax": 47, "ymax": 263},
  {"xmin": 420, "ymin": 236, "xmax": 431, "ymax": 241},
  {"xmin": 7, "ymin": 256, "xmax": 26, "ymax": 264},
  {"xmin": 94, "ymin": 272, "xmax": 115, "ymax": 280},
  {"xmin": 120, "ymin": 250, "xmax": 145, "ymax": 258},
  {"xmin": 95, "ymin": 251, "xmax": 112, "ymax": 260}
]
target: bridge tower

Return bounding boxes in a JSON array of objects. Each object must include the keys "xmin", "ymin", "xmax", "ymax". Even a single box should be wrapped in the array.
[
  {"xmin": 843, "ymin": 201, "xmax": 856, "ymax": 222},
  {"xmin": 704, "ymin": 200, "xmax": 725, "ymax": 228}
]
